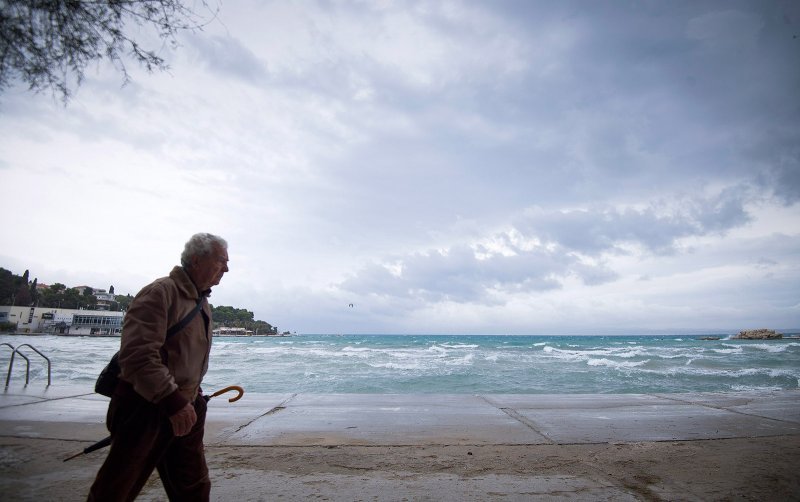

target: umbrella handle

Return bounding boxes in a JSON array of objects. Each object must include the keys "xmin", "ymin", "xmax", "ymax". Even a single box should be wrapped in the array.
[
  {"xmin": 209, "ymin": 385, "xmax": 244, "ymax": 402},
  {"xmin": 64, "ymin": 385, "xmax": 245, "ymax": 462}
]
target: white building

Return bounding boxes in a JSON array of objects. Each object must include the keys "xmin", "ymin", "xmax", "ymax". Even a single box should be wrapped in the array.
[
  {"xmin": 212, "ymin": 327, "xmax": 252, "ymax": 336},
  {"xmin": 93, "ymin": 289, "xmax": 116, "ymax": 311},
  {"xmin": 0, "ymin": 306, "xmax": 123, "ymax": 336}
]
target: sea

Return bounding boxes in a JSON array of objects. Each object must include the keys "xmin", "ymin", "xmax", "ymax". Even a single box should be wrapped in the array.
[{"xmin": 1, "ymin": 333, "xmax": 799, "ymax": 395}]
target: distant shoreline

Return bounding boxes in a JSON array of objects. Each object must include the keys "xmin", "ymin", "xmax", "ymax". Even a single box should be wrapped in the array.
[
  {"xmin": 0, "ymin": 332, "xmax": 293, "ymax": 338},
  {"xmin": 3, "ymin": 332, "xmax": 800, "ymax": 338}
]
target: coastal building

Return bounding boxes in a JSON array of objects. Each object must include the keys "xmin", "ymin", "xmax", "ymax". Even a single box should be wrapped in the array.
[
  {"xmin": 212, "ymin": 327, "xmax": 252, "ymax": 336},
  {"xmin": 92, "ymin": 289, "xmax": 115, "ymax": 310},
  {"xmin": 0, "ymin": 306, "xmax": 123, "ymax": 336}
]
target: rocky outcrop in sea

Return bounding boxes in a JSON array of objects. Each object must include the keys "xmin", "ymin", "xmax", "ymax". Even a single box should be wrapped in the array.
[{"xmin": 732, "ymin": 329, "xmax": 782, "ymax": 340}]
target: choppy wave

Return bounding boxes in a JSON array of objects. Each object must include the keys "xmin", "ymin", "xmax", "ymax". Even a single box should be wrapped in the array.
[
  {"xmin": 586, "ymin": 358, "xmax": 651, "ymax": 368},
  {"xmin": 1, "ymin": 333, "xmax": 798, "ymax": 394}
]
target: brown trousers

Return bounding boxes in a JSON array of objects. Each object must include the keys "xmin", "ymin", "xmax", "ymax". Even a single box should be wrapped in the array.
[{"xmin": 87, "ymin": 383, "xmax": 210, "ymax": 501}]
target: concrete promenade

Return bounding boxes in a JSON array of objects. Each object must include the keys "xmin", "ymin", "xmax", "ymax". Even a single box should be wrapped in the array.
[{"xmin": 1, "ymin": 386, "xmax": 799, "ymax": 500}]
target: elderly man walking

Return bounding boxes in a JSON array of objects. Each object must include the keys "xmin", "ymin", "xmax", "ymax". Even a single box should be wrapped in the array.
[{"xmin": 88, "ymin": 233, "xmax": 229, "ymax": 501}]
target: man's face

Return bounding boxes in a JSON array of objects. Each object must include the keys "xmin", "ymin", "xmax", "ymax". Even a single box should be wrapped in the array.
[{"xmin": 190, "ymin": 244, "xmax": 229, "ymax": 291}]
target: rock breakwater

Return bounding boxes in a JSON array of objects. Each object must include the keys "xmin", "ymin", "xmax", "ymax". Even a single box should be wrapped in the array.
[{"xmin": 732, "ymin": 329, "xmax": 782, "ymax": 340}]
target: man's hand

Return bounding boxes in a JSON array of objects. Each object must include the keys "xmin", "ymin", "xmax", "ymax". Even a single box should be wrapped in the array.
[{"xmin": 169, "ymin": 402, "xmax": 197, "ymax": 436}]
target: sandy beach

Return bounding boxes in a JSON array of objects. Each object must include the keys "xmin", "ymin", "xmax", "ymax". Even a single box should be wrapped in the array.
[
  {"xmin": 2, "ymin": 436, "xmax": 799, "ymax": 501},
  {"xmin": 1, "ymin": 389, "xmax": 799, "ymax": 501}
]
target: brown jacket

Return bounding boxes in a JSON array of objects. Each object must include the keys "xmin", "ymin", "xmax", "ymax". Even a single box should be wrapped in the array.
[{"xmin": 118, "ymin": 266, "xmax": 212, "ymax": 415}]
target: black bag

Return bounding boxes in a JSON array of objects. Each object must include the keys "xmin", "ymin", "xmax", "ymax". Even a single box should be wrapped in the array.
[
  {"xmin": 95, "ymin": 352, "xmax": 121, "ymax": 397},
  {"xmin": 94, "ymin": 296, "xmax": 207, "ymax": 397}
]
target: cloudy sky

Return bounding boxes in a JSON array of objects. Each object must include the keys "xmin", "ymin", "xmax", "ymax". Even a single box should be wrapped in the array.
[{"xmin": 1, "ymin": 0, "xmax": 798, "ymax": 334}]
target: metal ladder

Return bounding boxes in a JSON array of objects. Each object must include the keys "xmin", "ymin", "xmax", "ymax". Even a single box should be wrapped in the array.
[{"xmin": 2, "ymin": 342, "xmax": 51, "ymax": 388}]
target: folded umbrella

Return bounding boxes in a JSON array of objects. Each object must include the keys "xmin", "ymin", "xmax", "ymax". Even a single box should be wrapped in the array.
[{"xmin": 63, "ymin": 385, "xmax": 244, "ymax": 462}]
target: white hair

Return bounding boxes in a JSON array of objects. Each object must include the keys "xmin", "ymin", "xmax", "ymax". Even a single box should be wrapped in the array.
[{"xmin": 181, "ymin": 233, "xmax": 228, "ymax": 267}]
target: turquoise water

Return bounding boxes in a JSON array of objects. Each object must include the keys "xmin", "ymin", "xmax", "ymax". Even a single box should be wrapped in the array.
[{"xmin": 2, "ymin": 334, "xmax": 799, "ymax": 394}]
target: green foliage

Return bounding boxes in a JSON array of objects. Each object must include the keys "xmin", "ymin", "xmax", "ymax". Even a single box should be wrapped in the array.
[
  {"xmin": 0, "ymin": 268, "xmax": 15, "ymax": 305},
  {"xmin": 36, "ymin": 284, "xmax": 95, "ymax": 309},
  {"xmin": 210, "ymin": 305, "xmax": 254, "ymax": 324},
  {"xmin": 37, "ymin": 283, "xmax": 63, "ymax": 307},
  {"xmin": 13, "ymin": 269, "xmax": 32, "ymax": 306},
  {"xmin": 0, "ymin": 321, "xmax": 16, "ymax": 332},
  {"xmin": 114, "ymin": 294, "xmax": 134, "ymax": 312},
  {"xmin": 29, "ymin": 278, "xmax": 38, "ymax": 306},
  {"xmin": 60, "ymin": 288, "xmax": 90, "ymax": 309},
  {"xmin": 210, "ymin": 305, "xmax": 277, "ymax": 335},
  {"xmin": 49, "ymin": 283, "xmax": 66, "ymax": 293}
]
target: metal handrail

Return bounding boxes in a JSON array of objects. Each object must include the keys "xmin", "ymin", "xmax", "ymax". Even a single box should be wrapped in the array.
[
  {"xmin": 4, "ymin": 343, "xmax": 52, "ymax": 388},
  {"xmin": 6, "ymin": 350, "xmax": 30, "ymax": 387},
  {"xmin": 2, "ymin": 342, "xmax": 22, "ymax": 387}
]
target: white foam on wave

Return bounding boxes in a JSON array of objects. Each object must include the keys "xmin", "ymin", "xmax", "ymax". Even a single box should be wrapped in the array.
[
  {"xmin": 446, "ymin": 353, "xmax": 475, "ymax": 366},
  {"xmin": 366, "ymin": 351, "xmax": 474, "ymax": 371},
  {"xmin": 633, "ymin": 364, "xmax": 800, "ymax": 382},
  {"xmin": 743, "ymin": 343, "xmax": 796, "ymax": 353},
  {"xmin": 341, "ymin": 346, "xmax": 429, "ymax": 360},
  {"xmin": 587, "ymin": 358, "xmax": 650, "ymax": 369},
  {"xmin": 232, "ymin": 346, "xmax": 289, "ymax": 356},
  {"xmin": 730, "ymin": 384, "xmax": 784, "ymax": 392},
  {"xmin": 233, "ymin": 346, "xmax": 336, "ymax": 359},
  {"xmin": 10, "ymin": 334, "xmax": 800, "ymax": 394},
  {"xmin": 542, "ymin": 345, "xmax": 652, "ymax": 361},
  {"xmin": 614, "ymin": 347, "xmax": 650, "ymax": 359},
  {"xmin": 541, "ymin": 346, "xmax": 585, "ymax": 362},
  {"xmin": 427, "ymin": 344, "xmax": 456, "ymax": 356},
  {"xmin": 439, "ymin": 343, "xmax": 479, "ymax": 349},
  {"xmin": 368, "ymin": 361, "xmax": 425, "ymax": 370},
  {"xmin": 341, "ymin": 346, "xmax": 376, "ymax": 353}
]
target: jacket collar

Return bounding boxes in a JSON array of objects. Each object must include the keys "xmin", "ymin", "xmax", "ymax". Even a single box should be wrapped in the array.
[{"xmin": 169, "ymin": 266, "xmax": 210, "ymax": 299}]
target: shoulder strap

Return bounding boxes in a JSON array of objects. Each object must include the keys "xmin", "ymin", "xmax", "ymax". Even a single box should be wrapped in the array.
[{"xmin": 166, "ymin": 296, "xmax": 206, "ymax": 339}]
